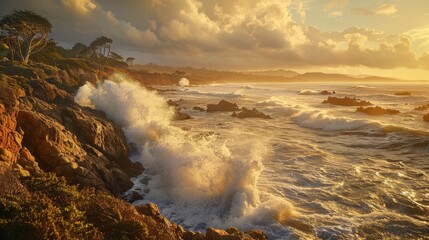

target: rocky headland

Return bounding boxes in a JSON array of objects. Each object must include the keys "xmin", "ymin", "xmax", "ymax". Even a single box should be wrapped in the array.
[{"xmin": 0, "ymin": 61, "xmax": 266, "ymax": 240}]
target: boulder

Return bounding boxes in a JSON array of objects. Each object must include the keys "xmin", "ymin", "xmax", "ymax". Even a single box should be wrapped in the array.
[
  {"xmin": 232, "ymin": 107, "xmax": 271, "ymax": 119},
  {"xmin": 323, "ymin": 96, "xmax": 372, "ymax": 106},
  {"xmin": 167, "ymin": 99, "xmax": 179, "ymax": 107},
  {"xmin": 174, "ymin": 111, "xmax": 192, "ymax": 120},
  {"xmin": 207, "ymin": 100, "xmax": 239, "ymax": 112},
  {"xmin": 424, "ymin": 113, "xmax": 429, "ymax": 123},
  {"xmin": 356, "ymin": 106, "xmax": 400, "ymax": 115}
]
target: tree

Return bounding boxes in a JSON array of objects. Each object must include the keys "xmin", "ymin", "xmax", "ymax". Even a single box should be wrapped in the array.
[
  {"xmin": 109, "ymin": 51, "xmax": 123, "ymax": 61},
  {"xmin": 70, "ymin": 42, "xmax": 87, "ymax": 58},
  {"xmin": 89, "ymin": 36, "xmax": 112, "ymax": 63},
  {"xmin": 126, "ymin": 57, "xmax": 135, "ymax": 67},
  {"xmin": 0, "ymin": 10, "xmax": 52, "ymax": 63}
]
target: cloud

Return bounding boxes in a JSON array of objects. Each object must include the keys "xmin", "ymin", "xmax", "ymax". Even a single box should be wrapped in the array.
[
  {"xmin": 60, "ymin": 0, "xmax": 96, "ymax": 14},
  {"xmin": 352, "ymin": 4, "xmax": 397, "ymax": 16},
  {"xmin": 405, "ymin": 24, "xmax": 429, "ymax": 49},
  {"xmin": 324, "ymin": 0, "xmax": 347, "ymax": 18},
  {"xmin": 324, "ymin": 0, "xmax": 348, "ymax": 11},
  {"xmin": 0, "ymin": 0, "xmax": 427, "ymax": 70}
]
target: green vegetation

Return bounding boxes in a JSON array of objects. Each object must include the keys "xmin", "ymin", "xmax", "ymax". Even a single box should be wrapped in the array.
[
  {"xmin": 0, "ymin": 172, "xmax": 149, "ymax": 240},
  {"xmin": 0, "ymin": 10, "xmax": 52, "ymax": 63}
]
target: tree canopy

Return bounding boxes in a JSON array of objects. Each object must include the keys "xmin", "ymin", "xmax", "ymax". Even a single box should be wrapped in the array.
[{"xmin": 0, "ymin": 10, "xmax": 52, "ymax": 63}]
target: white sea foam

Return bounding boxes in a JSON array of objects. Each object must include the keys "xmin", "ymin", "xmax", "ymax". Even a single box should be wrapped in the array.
[
  {"xmin": 179, "ymin": 78, "xmax": 190, "ymax": 87},
  {"xmin": 298, "ymin": 89, "xmax": 320, "ymax": 95},
  {"xmin": 75, "ymin": 74, "xmax": 296, "ymax": 232},
  {"xmin": 257, "ymin": 96, "xmax": 370, "ymax": 131}
]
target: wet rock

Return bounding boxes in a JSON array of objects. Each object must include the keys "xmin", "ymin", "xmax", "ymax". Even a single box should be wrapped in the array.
[
  {"xmin": 193, "ymin": 106, "xmax": 205, "ymax": 111},
  {"xmin": 167, "ymin": 99, "xmax": 179, "ymax": 107},
  {"xmin": 323, "ymin": 96, "xmax": 372, "ymax": 106},
  {"xmin": 320, "ymin": 90, "xmax": 336, "ymax": 95},
  {"xmin": 415, "ymin": 104, "xmax": 429, "ymax": 111},
  {"xmin": 394, "ymin": 92, "xmax": 411, "ymax": 96},
  {"xmin": 231, "ymin": 107, "xmax": 271, "ymax": 119},
  {"xmin": 356, "ymin": 106, "xmax": 400, "ymax": 115},
  {"xmin": 207, "ymin": 100, "xmax": 239, "ymax": 112},
  {"xmin": 125, "ymin": 190, "xmax": 144, "ymax": 203},
  {"xmin": 174, "ymin": 111, "xmax": 192, "ymax": 120}
]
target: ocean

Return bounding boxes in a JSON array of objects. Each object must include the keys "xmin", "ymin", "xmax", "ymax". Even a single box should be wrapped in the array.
[{"xmin": 75, "ymin": 74, "xmax": 429, "ymax": 239}]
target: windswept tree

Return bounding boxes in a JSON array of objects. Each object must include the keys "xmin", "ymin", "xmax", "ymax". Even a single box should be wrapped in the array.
[
  {"xmin": 126, "ymin": 57, "xmax": 135, "ymax": 67},
  {"xmin": 109, "ymin": 51, "xmax": 123, "ymax": 61},
  {"xmin": 0, "ymin": 10, "xmax": 52, "ymax": 63},
  {"xmin": 89, "ymin": 36, "xmax": 112, "ymax": 63}
]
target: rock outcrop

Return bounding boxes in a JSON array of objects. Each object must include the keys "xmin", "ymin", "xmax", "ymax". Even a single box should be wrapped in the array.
[
  {"xmin": 207, "ymin": 100, "xmax": 239, "ymax": 112},
  {"xmin": 232, "ymin": 107, "xmax": 271, "ymax": 119},
  {"xmin": 0, "ymin": 63, "xmax": 143, "ymax": 196},
  {"xmin": 323, "ymin": 96, "xmax": 372, "ymax": 106},
  {"xmin": 356, "ymin": 106, "xmax": 400, "ymax": 115}
]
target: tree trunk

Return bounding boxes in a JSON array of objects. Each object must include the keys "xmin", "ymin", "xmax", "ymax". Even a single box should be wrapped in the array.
[{"xmin": 21, "ymin": 41, "xmax": 31, "ymax": 63}]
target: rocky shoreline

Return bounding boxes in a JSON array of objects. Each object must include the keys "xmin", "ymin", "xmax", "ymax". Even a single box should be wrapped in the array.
[{"xmin": 0, "ymin": 61, "xmax": 267, "ymax": 240}]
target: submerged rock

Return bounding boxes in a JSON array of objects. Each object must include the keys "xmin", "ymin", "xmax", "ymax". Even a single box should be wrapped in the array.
[
  {"xmin": 232, "ymin": 107, "xmax": 271, "ymax": 119},
  {"xmin": 323, "ymin": 96, "xmax": 372, "ymax": 106},
  {"xmin": 193, "ymin": 106, "xmax": 205, "ymax": 111},
  {"xmin": 356, "ymin": 106, "xmax": 400, "ymax": 115},
  {"xmin": 320, "ymin": 90, "xmax": 336, "ymax": 95},
  {"xmin": 207, "ymin": 100, "xmax": 239, "ymax": 112}
]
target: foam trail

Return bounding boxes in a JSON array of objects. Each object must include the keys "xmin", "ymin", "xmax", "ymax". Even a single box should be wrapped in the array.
[{"xmin": 75, "ymin": 74, "xmax": 295, "ymax": 231}]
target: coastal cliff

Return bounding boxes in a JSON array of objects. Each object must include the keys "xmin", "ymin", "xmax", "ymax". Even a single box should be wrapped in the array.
[{"xmin": 0, "ymin": 61, "xmax": 267, "ymax": 240}]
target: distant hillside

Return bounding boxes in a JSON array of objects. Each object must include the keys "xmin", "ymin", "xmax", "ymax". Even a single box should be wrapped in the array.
[
  {"xmin": 135, "ymin": 64, "xmax": 402, "ymax": 84},
  {"xmin": 246, "ymin": 69, "xmax": 299, "ymax": 78}
]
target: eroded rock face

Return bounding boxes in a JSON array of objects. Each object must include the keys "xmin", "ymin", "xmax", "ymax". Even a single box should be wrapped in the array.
[
  {"xmin": 207, "ymin": 100, "xmax": 239, "ymax": 112},
  {"xmin": 17, "ymin": 100, "xmax": 142, "ymax": 195},
  {"xmin": 1, "ymin": 66, "xmax": 142, "ymax": 196},
  {"xmin": 0, "ymin": 77, "xmax": 25, "ymax": 165}
]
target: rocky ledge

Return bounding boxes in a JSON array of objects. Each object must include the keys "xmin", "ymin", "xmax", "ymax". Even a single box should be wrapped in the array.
[
  {"xmin": 323, "ymin": 96, "xmax": 372, "ymax": 106},
  {"xmin": 356, "ymin": 106, "xmax": 400, "ymax": 115}
]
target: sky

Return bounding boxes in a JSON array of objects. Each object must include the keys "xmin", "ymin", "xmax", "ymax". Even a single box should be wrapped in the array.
[{"xmin": 1, "ymin": 0, "xmax": 429, "ymax": 80}]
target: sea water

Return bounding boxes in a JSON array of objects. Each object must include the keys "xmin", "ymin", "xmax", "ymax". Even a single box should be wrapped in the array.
[{"xmin": 76, "ymin": 74, "xmax": 429, "ymax": 239}]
